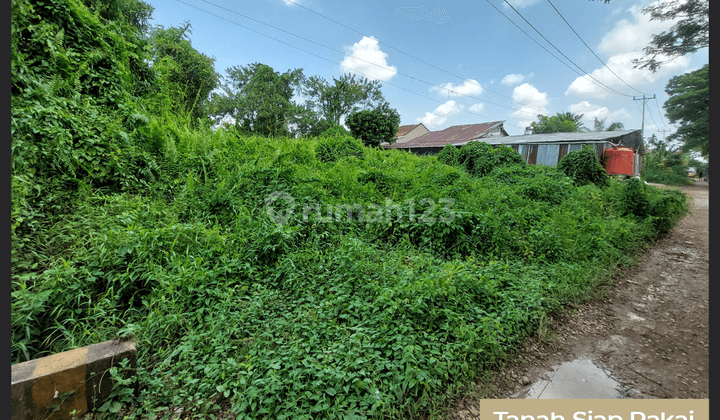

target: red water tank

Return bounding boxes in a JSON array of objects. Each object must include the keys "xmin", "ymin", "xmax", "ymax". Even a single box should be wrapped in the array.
[{"xmin": 604, "ymin": 147, "xmax": 635, "ymax": 175}]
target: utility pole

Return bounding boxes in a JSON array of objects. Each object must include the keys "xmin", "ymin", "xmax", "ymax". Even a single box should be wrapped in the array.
[
  {"xmin": 657, "ymin": 128, "xmax": 670, "ymax": 143},
  {"xmin": 633, "ymin": 95, "xmax": 656, "ymax": 141}
]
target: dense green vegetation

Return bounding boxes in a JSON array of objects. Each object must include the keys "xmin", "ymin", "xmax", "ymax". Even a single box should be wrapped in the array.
[
  {"xmin": 664, "ymin": 64, "xmax": 709, "ymax": 159},
  {"xmin": 524, "ymin": 112, "xmax": 585, "ymax": 134},
  {"xmin": 641, "ymin": 134, "xmax": 695, "ymax": 185},
  {"xmin": 12, "ymin": 128, "xmax": 688, "ymax": 418},
  {"xmin": 11, "ymin": 0, "xmax": 690, "ymax": 418}
]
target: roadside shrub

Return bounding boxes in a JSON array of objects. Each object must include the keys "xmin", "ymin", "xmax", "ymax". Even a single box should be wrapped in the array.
[
  {"xmin": 557, "ymin": 146, "xmax": 609, "ymax": 187},
  {"xmin": 518, "ymin": 171, "xmax": 573, "ymax": 205},
  {"xmin": 648, "ymin": 188, "xmax": 688, "ymax": 233},
  {"xmin": 494, "ymin": 145, "xmax": 526, "ymax": 167},
  {"xmin": 641, "ymin": 165, "xmax": 694, "ymax": 185},
  {"xmin": 617, "ymin": 177, "xmax": 651, "ymax": 219},
  {"xmin": 315, "ymin": 134, "xmax": 365, "ymax": 163},
  {"xmin": 319, "ymin": 122, "xmax": 351, "ymax": 138},
  {"xmin": 458, "ymin": 141, "xmax": 495, "ymax": 177},
  {"xmin": 437, "ymin": 143, "xmax": 460, "ymax": 166}
]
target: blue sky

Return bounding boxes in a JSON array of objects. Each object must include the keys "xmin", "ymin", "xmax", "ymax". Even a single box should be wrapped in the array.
[{"xmin": 145, "ymin": 0, "xmax": 708, "ymax": 139}]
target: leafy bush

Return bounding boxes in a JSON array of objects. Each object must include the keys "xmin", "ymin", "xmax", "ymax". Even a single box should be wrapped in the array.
[
  {"xmin": 319, "ymin": 122, "xmax": 351, "ymax": 138},
  {"xmin": 641, "ymin": 164, "xmax": 694, "ymax": 185},
  {"xmin": 494, "ymin": 145, "xmax": 526, "ymax": 167},
  {"xmin": 557, "ymin": 146, "xmax": 610, "ymax": 187},
  {"xmin": 437, "ymin": 143, "xmax": 460, "ymax": 166},
  {"xmin": 458, "ymin": 141, "xmax": 495, "ymax": 177},
  {"xmin": 618, "ymin": 177, "xmax": 651, "ymax": 219},
  {"xmin": 648, "ymin": 188, "xmax": 688, "ymax": 233},
  {"xmin": 314, "ymin": 133, "xmax": 365, "ymax": 163},
  {"xmin": 444, "ymin": 143, "xmax": 525, "ymax": 178}
]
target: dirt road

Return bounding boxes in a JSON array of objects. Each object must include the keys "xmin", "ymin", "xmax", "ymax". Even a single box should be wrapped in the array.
[{"xmin": 450, "ymin": 181, "xmax": 709, "ymax": 416}]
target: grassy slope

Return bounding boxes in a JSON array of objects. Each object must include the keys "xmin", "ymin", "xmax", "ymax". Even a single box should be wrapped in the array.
[{"xmin": 12, "ymin": 128, "xmax": 688, "ymax": 419}]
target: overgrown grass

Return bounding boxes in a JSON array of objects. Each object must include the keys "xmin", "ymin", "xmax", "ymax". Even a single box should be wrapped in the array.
[{"xmin": 11, "ymin": 127, "xmax": 689, "ymax": 419}]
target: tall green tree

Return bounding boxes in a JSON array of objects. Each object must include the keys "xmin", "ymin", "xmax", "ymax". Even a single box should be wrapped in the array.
[
  {"xmin": 593, "ymin": 117, "xmax": 625, "ymax": 132},
  {"xmin": 557, "ymin": 111, "xmax": 586, "ymax": 132},
  {"xmin": 642, "ymin": 134, "xmax": 692, "ymax": 184},
  {"xmin": 345, "ymin": 104, "xmax": 400, "ymax": 148},
  {"xmin": 525, "ymin": 113, "xmax": 582, "ymax": 134},
  {"xmin": 150, "ymin": 23, "xmax": 219, "ymax": 122},
  {"xmin": 632, "ymin": 0, "xmax": 708, "ymax": 72},
  {"xmin": 664, "ymin": 64, "xmax": 709, "ymax": 159},
  {"xmin": 303, "ymin": 73, "xmax": 387, "ymax": 126},
  {"xmin": 211, "ymin": 63, "xmax": 305, "ymax": 137}
]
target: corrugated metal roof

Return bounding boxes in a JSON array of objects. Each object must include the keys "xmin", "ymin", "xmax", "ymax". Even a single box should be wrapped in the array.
[
  {"xmin": 476, "ymin": 130, "xmax": 641, "ymax": 146},
  {"xmin": 386, "ymin": 121, "xmax": 505, "ymax": 149}
]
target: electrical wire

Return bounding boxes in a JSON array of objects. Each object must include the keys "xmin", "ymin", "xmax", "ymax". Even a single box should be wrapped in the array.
[
  {"xmin": 653, "ymin": 97, "xmax": 669, "ymax": 129},
  {"xmin": 545, "ymin": 0, "xmax": 647, "ymax": 95},
  {"xmin": 646, "ymin": 101, "xmax": 660, "ymax": 129},
  {"xmin": 191, "ymin": 0, "xmax": 539, "ymax": 117},
  {"xmin": 172, "ymin": 0, "xmax": 529, "ymax": 129},
  {"xmin": 502, "ymin": 0, "xmax": 634, "ymax": 98},
  {"xmin": 274, "ymin": 0, "xmax": 548, "ymax": 115}
]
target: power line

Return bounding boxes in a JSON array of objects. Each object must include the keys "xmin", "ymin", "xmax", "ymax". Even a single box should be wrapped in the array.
[
  {"xmin": 648, "ymin": 101, "xmax": 660, "ymax": 128},
  {"xmin": 502, "ymin": 0, "xmax": 634, "ymax": 98},
  {"xmin": 191, "ymin": 0, "xmax": 539, "ymax": 117},
  {"xmin": 646, "ymin": 100, "xmax": 660, "ymax": 129},
  {"xmin": 172, "ymin": 0, "xmax": 529, "ymax": 130},
  {"xmin": 482, "ymin": 0, "xmax": 597, "ymax": 87},
  {"xmin": 544, "ymin": 0, "xmax": 647, "ymax": 95},
  {"xmin": 653, "ymin": 97, "xmax": 669, "ymax": 129},
  {"xmin": 275, "ymin": 0, "xmax": 548, "ymax": 115}
]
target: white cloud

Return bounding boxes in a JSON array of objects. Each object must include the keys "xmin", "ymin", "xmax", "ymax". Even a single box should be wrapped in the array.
[
  {"xmin": 566, "ymin": 52, "xmax": 689, "ymax": 98},
  {"xmin": 280, "ymin": 0, "xmax": 301, "ymax": 5},
  {"xmin": 418, "ymin": 100, "xmax": 463, "ymax": 128},
  {"xmin": 340, "ymin": 36, "xmax": 397, "ymax": 81},
  {"xmin": 566, "ymin": 3, "xmax": 691, "ymax": 98},
  {"xmin": 568, "ymin": 101, "xmax": 631, "ymax": 128},
  {"xmin": 511, "ymin": 83, "xmax": 549, "ymax": 129},
  {"xmin": 430, "ymin": 79, "xmax": 483, "ymax": 97},
  {"xmin": 598, "ymin": 4, "xmax": 678, "ymax": 56},
  {"xmin": 501, "ymin": 74, "xmax": 525, "ymax": 86},
  {"xmin": 469, "ymin": 103, "xmax": 484, "ymax": 113}
]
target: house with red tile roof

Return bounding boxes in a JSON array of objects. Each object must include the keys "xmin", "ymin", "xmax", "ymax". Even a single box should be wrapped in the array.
[{"xmin": 384, "ymin": 121, "xmax": 508, "ymax": 154}]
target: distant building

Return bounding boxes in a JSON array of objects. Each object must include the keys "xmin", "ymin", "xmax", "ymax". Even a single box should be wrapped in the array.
[
  {"xmin": 393, "ymin": 123, "xmax": 430, "ymax": 144},
  {"xmin": 384, "ymin": 125, "xmax": 644, "ymax": 177},
  {"xmin": 482, "ymin": 130, "xmax": 644, "ymax": 176},
  {"xmin": 383, "ymin": 121, "xmax": 508, "ymax": 154}
]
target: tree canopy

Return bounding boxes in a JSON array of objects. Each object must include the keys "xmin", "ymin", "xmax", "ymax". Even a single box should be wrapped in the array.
[
  {"xmin": 150, "ymin": 24, "xmax": 220, "ymax": 121},
  {"xmin": 345, "ymin": 104, "xmax": 400, "ymax": 148},
  {"xmin": 209, "ymin": 69, "xmax": 395, "ymax": 138},
  {"xmin": 593, "ymin": 117, "xmax": 624, "ymax": 132},
  {"xmin": 664, "ymin": 64, "xmax": 708, "ymax": 159},
  {"xmin": 525, "ymin": 113, "xmax": 583, "ymax": 135},
  {"xmin": 210, "ymin": 63, "xmax": 305, "ymax": 137},
  {"xmin": 633, "ymin": 0, "xmax": 709, "ymax": 72},
  {"xmin": 642, "ymin": 134, "xmax": 693, "ymax": 185},
  {"xmin": 303, "ymin": 73, "xmax": 388, "ymax": 126}
]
